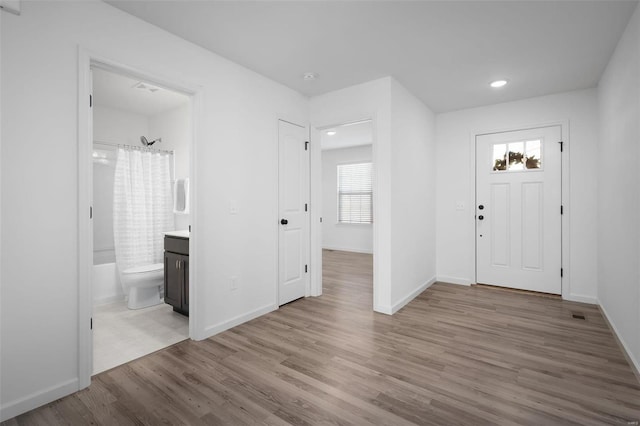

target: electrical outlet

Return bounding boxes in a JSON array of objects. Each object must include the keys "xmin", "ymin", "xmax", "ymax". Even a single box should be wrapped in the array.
[
  {"xmin": 230, "ymin": 276, "xmax": 238, "ymax": 291},
  {"xmin": 456, "ymin": 202, "xmax": 465, "ymax": 211}
]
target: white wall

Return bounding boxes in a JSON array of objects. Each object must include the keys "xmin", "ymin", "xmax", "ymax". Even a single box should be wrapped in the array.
[
  {"xmin": 389, "ymin": 79, "xmax": 437, "ymax": 312},
  {"xmin": 597, "ymin": 5, "xmax": 640, "ymax": 373},
  {"xmin": 93, "ymin": 104, "xmax": 150, "ymax": 147},
  {"xmin": 310, "ymin": 77, "xmax": 437, "ymax": 314},
  {"xmin": 0, "ymin": 1, "xmax": 307, "ymax": 420},
  {"xmin": 435, "ymin": 89, "xmax": 599, "ymax": 303},
  {"xmin": 310, "ymin": 78, "xmax": 393, "ymax": 313},
  {"xmin": 321, "ymin": 145, "xmax": 373, "ymax": 253},
  {"xmin": 149, "ymin": 103, "xmax": 191, "ymax": 230}
]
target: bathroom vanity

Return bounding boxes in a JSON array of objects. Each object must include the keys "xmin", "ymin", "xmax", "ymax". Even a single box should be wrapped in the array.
[{"xmin": 164, "ymin": 231, "xmax": 189, "ymax": 316}]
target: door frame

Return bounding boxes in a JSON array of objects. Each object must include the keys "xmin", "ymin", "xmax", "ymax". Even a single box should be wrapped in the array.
[
  {"xmin": 77, "ymin": 47, "xmax": 203, "ymax": 389},
  {"xmin": 470, "ymin": 120, "xmax": 572, "ymax": 300},
  {"xmin": 309, "ymin": 116, "xmax": 377, "ymax": 305}
]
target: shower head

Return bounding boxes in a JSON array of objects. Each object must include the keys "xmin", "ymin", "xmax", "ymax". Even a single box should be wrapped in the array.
[{"xmin": 140, "ymin": 136, "xmax": 162, "ymax": 147}]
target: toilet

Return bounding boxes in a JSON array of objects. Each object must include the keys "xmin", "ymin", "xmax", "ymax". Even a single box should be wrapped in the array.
[{"xmin": 120, "ymin": 263, "xmax": 164, "ymax": 309}]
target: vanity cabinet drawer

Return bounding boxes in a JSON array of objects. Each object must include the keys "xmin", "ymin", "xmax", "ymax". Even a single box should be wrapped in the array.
[{"xmin": 164, "ymin": 236, "xmax": 189, "ymax": 255}]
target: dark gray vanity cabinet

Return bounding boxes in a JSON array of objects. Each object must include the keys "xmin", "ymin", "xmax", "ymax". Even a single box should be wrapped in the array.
[{"xmin": 164, "ymin": 235, "xmax": 189, "ymax": 316}]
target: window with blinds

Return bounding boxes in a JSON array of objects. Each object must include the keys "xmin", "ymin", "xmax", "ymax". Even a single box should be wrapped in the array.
[{"xmin": 337, "ymin": 162, "xmax": 373, "ymax": 224}]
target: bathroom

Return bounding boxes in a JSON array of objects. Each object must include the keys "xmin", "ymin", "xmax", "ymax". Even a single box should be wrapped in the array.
[{"xmin": 91, "ymin": 67, "xmax": 191, "ymax": 374}]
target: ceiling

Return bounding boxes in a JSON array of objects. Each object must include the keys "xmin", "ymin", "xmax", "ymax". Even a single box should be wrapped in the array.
[
  {"xmin": 92, "ymin": 67, "xmax": 189, "ymax": 116},
  {"xmin": 106, "ymin": 1, "xmax": 638, "ymax": 113},
  {"xmin": 321, "ymin": 120, "xmax": 373, "ymax": 151}
]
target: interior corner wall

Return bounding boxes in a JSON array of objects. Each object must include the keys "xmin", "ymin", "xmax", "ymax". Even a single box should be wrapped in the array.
[
  {"xmin": 321, "ymin": 145, "xmax": 373, "ymax": 254},
  {"xmin": 148, "ymin": 103, "xmax": 191, "ymax": 230},
  {"xmin": 309, "ymin": 77, "xmax": 393, "ymax": 313},
  {"xmin": 435, "ymin": 88, "xmax": 599, "ymax": 302},
  {"xmin": 389, "ymin": 78, "xmax": 437, "ymax": 312},
  {"xmin": 597, "ymin": 3, "xmax": 640, "ymax": 373},
  {"xmin": 0, "ymin": 1, "xmax": 308, "ymax": 421}
]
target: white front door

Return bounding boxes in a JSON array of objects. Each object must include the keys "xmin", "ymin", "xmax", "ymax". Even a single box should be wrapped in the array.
[
  {"xmin": 476, "ymin": 125, "xmax": 562, "ymax": 294},
  {"xmin": 278, "ymin": 120, "xmax": 309, "ymax": 305}
]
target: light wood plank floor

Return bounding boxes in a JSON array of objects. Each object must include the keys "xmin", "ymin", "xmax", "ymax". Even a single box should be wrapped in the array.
[{"xmin": 4, "ymin": 250, "xmax": 640, "ymax": 425}]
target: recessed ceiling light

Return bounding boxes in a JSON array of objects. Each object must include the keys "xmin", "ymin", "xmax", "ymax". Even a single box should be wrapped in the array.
[
  {"xmin": 326, "ymin": 130, "xmax": 337, "ymax": 136},
  {"xmin": 303, "ymin": 72, "xmax": 318, "ymax": 81},
  {"xmin": 490, "ymin": 80, "xmax": 508, "ymax": 88}
]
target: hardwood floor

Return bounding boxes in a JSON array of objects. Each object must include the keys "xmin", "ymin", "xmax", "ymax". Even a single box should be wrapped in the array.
[{"xmin": 4, "ymin": 249, "xmax": 640, "ymax": 425}]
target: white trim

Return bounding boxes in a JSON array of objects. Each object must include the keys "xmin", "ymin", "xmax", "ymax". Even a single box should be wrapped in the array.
[
  {"xmin": 564, "ymin": 294, "xmax": 597, "ymax": 304},
  {"xmin": 202, "ymin": 303, "xmax": 278, "ymax": 338},
  {"xmin": 322, "ymin": 246, "xmax": 373, "ymax": 254},
  {"xmin": 0, "ymin": 378, "xmax": 78, "ymax": 422},
  {"xmin": 598, "ymin": 301, "xmax": 640, "ymax": 382},
  {"xmin": 390, "ymin": 276, "xmax": 436, "ymax": 314},
  {"xmin": 470, "ymin": 120, "xmax": 571, "ymax": 299},
  {"xmin": 309, "ymin": 126, "xmax": 323, "ymax": 297},
  {"xmin": 436, "ymin": 276, "xmax": 473, "ymax": 286}
]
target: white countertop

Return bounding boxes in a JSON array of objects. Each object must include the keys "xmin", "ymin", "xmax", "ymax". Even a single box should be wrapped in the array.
[{"xmin": 164, "ymin": 230, "xmax": 190, "ymax": 238}]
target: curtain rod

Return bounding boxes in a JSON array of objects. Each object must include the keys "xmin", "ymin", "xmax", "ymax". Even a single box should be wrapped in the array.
[{"xmin": 93, "ymin": 140, "xmax": 174, "ymax": 155}]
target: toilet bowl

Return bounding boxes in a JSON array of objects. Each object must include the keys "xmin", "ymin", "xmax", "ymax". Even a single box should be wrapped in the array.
[{"xmin": 121, "ymin": 263, "xmax": 164, "ymax": 309}]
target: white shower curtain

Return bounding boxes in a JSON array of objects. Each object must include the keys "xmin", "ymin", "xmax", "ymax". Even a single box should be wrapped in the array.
[{"xmin": 113, "ymin": 148, "xmax": 174, "ymax": 275}]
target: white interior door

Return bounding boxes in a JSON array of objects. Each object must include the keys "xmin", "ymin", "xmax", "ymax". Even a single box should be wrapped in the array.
[
  {"xmin": 278, "ymin": 120, "xmax": 309, "ymax": 305},
  {"xmin": 476, "ymin": 125, "xmax": 562, "ymax": 294}
]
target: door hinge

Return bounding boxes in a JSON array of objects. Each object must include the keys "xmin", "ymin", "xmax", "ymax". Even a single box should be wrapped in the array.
[
  {"xmin": 560, "ymin": 205, "xmax": 563, "ymax": 215},
  {"xmin": 305, "ymin": 264, "xmax": 308, "ymax": 273},
  {"xmin": 89, "ymin": 94, "xmax": 92, "ymax": 108},
  {"xmin": 305, "ymin": 141, "xmax": 309, "ymax": 151},
  {"xmin": 90, "ymin": 318, "xmax": 93, "ymax": 330},
  {"xmin": 90, "ymin": 206, "xmax": 93, "ymax": 219},
  {"xmin": 559, "ymin": 141, "xmax": 563, "ymax": 152},
  {"xmin": 305, "ymin": 203, "xmax": 308, "ymax": 212},
  {"xmin": 561, "ymin": 268, "xmax": 564, "ymax": 277}
]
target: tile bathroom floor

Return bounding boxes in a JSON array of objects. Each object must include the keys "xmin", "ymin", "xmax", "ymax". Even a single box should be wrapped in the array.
[{"xmin": 93, "ymin": 301, "xmax": 189, "ymax": 375}]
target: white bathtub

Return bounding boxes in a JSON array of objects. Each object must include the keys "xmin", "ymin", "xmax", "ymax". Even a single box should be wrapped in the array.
[{"xmin": 93, "ymin": 263, "xmax": 124, "ymax": 305}]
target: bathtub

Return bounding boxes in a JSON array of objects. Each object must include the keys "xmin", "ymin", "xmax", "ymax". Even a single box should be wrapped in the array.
[{"xmin": 93, "ymin": 262, "xmax": 124, "ymax": 305}]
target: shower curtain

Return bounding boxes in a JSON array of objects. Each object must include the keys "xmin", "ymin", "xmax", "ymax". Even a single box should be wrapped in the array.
[{"xmin": 113, "ymin": 148, "xmax": 174, "ymax": 275}]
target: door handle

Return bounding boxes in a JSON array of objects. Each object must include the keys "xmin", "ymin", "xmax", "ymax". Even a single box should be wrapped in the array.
[
  {"xmin": 478, "ymin": 205, "xmax": 484, "ymax": 210},
  {"xmin": 280, "ymin": 219, "xmax": 288, "ymax": 225},
  {"xmin": 478, "ymin": 215, "xmax": 484, "ymax": 220}
]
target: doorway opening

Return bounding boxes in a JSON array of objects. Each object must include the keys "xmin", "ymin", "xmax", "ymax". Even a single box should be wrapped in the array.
[
  {"xmin": 318, "ymin": 119, "xmax": 374, "ymax": 308},
  {"xmin": 89, "ymin": 65, "xmax": 193, "ymax": 375}
]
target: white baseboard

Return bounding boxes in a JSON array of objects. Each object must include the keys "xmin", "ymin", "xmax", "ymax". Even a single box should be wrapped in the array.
[
  {"xmin": 201, "ymin": 303, "xmax": 277, "ymax": 340},
  {"xmin": 322, "ymin": 245, "xmax": 373, "ymax": 254},
  {"xmin": 598, "ymin": 301, "xmax": 640, "ymax": 383},
  {"xmin": 0, "ymin": 378, "xmax": 78, "ymax": 422},
  {"xmin": 436, "ymin": 275, "xmax": 472, "ymax": 286},
  {"xmin": 390, "ymin": 276, "xmax": 436, "ymax": 315},
  {"xmin": 373, "ymin": 304, "xmax": 392, "ymax": 315},
  {"xmin": 564, "ymin": 293, "xmax": 597, "ymax": 304}
]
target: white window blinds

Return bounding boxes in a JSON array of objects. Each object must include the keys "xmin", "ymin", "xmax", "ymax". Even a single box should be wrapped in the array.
[{"xmin": 337, "ymin": 162, "xmax": 373, "ymax": 224}]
